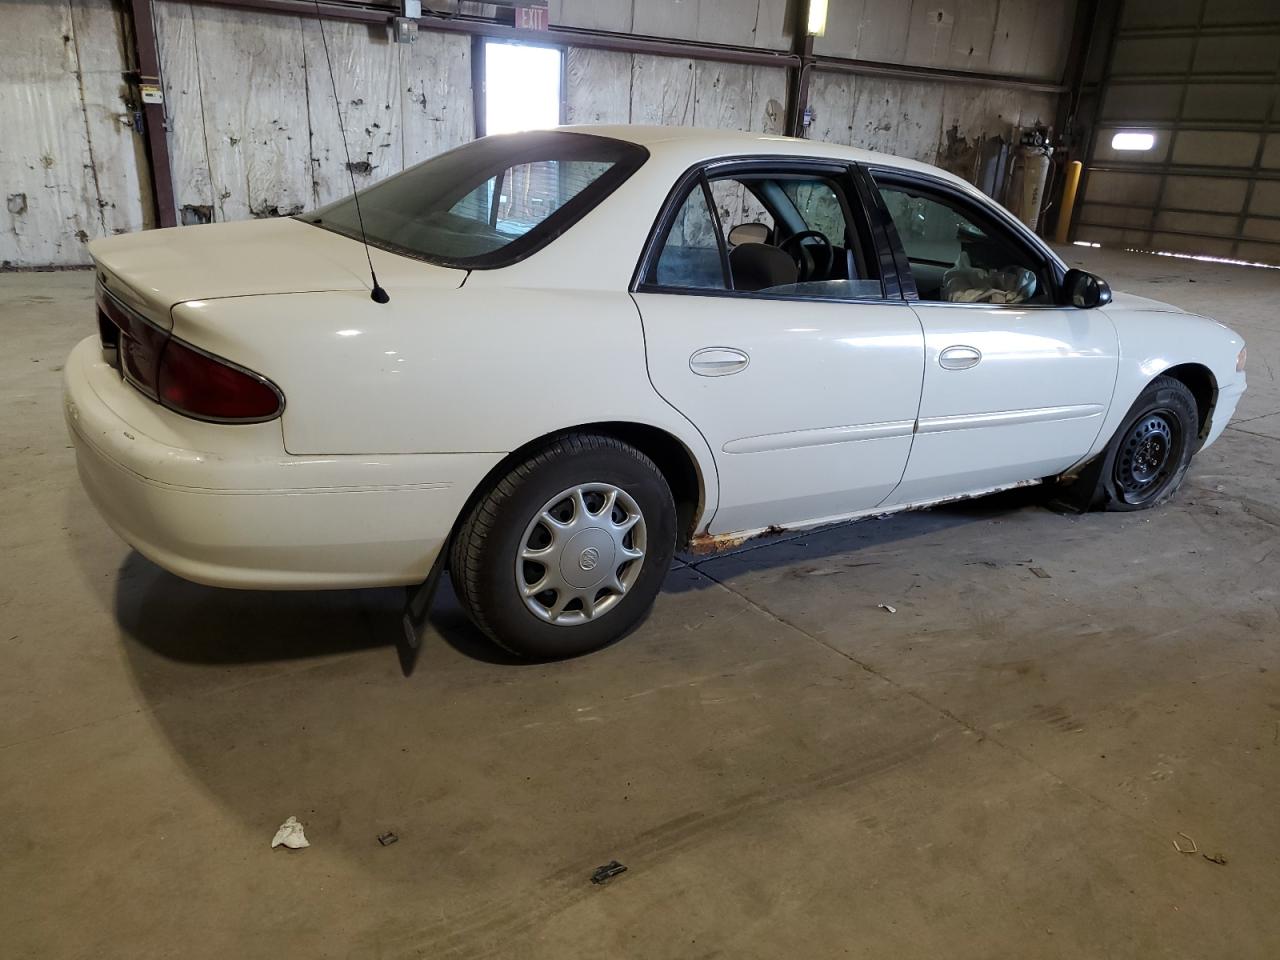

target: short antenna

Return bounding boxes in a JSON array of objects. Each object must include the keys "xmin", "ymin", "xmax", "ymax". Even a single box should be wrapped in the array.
[{"xmin": 312, "ymin": 1, "xmax": 390, "ymax": 304}]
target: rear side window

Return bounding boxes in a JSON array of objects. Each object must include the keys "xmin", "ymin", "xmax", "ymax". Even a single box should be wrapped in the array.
[
  {"xmin": 643, "ymin": 168, "xmax": 884, "ymax": 301},
  {"xmin": 303, "ymin": 132, "xmax": 647, "ymax": 269}
]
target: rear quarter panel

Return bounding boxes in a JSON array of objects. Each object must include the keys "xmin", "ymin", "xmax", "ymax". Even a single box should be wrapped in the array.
[{"xmin": 170, "ymin": 287, "xmax": 719, "ymax": 516}]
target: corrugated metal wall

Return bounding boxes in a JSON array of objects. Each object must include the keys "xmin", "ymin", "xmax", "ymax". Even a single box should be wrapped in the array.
[{"xmin": 1074, "ymin": 0, "xmax": 1280, "ymax": 265}]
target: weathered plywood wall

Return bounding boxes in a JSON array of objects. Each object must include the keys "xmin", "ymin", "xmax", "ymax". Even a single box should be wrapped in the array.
[
  {"xmin": 794, "ymin": 0, "xmax": 1070, "ymax": 176},
  {"xmin": 550, "ymin": 0, "xmax": 791, "ymax": 48},
  {"xmin": 561, "ymin": 0, "xmax": 1063, "ymax": 190},
  {"xmin": 551, "ymin": 0, "xmax": 1075, "ymax": 82},
  {"xmin": 566, "ymin": 49, "xmax": 787, "ymax": 134},
  {"xmin": 567, "ymin": 50, "xmax": 1051, "ymax": 189},
  {"xmin": 0, "ymin": 0, "xmax": 152, "ymax": 267},
  {"xmin": 814, "ymin": 0, "xmax": 1077, "ymax": 83},
  {"xmin": 808, "ymin": 71, "xmax": 1055, "ymax": 176},
  {"xmin": 2, "ymin": 0, "xmax": 1072, "ymax": 267},
  {"xmin": 152, "ymin": 0, "xmax": 473, "ymax": 225}
]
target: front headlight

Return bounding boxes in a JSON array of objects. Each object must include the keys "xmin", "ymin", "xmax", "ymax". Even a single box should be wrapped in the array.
[{"xmin": 1237, "ymin": 346, "xmax": 1247, "ymax": 373}]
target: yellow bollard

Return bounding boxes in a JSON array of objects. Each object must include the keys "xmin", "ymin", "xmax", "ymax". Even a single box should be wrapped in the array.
[{"xmin": 1055, "ymin": 160, "xmax": 1083, "ymax": 245}]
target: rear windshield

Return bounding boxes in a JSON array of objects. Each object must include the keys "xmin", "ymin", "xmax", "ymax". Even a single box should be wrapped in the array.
[{"xmin": 301, "ymin": 131, "xmax": 648, "ymax": 269}]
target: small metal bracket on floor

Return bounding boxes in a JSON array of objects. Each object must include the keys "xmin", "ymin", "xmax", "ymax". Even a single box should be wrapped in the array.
[
  {"xmin": 398, "ymin": 552, "xmax": 446, "ymax": 677},
  {"xmin": 590, "ymin": 860, "xmax": 627, "ymax": 884}
]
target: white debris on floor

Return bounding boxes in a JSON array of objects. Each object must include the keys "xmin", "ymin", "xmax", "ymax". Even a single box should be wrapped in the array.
[{"xmin": 271, "ymin": 817, "xmax": 310, "ymax": 850}]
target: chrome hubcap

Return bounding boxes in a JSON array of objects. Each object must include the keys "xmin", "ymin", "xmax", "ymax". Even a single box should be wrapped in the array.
[{"xmin": 516, "ymin": 483, "xmax": 647, "ymax": 626}]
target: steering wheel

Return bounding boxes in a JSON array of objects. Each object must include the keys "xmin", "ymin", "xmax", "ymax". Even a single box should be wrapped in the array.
[{"xmin": 778, "ymin": 230, "xmax": 835, "ymax": 282}]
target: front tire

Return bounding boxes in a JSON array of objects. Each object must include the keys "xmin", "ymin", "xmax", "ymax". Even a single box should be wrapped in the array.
[
  {"xmin": 1096, "ymin": 375, "xmax": 1199, "ymax": 511},
  {"xmin": 449, "ymin": 434, "xmax": 677, "ymax": 659}
]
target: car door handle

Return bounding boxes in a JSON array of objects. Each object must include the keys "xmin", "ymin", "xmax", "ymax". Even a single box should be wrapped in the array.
[
  {"xmin": 938, "ymin": 345, "xmax": 982, "ymax": 370},
  {"xmin": 690, "ymin": 347, "xmax": 750, "ymax": 377}
]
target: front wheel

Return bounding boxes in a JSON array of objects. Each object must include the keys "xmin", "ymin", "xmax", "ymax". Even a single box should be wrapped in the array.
[
  {"xmin": 449, "ymin": 434, "xmax": 677, "ymax": 659},
  {"xmin": 1096, "ymin": 375, "xmax": 1199, "ymax": 511}
]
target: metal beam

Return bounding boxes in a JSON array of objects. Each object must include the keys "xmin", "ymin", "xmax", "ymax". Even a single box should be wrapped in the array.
[
  {"xmin": 811, "ymin": 55, "xmax": 1067, "ymax": 94},
  {"xmin": 784, "ymin": 1, "xmax": 814, "ymax": 138},
  {"xmin": 186, "ymin": 0, "xmax": 1068, "ymax": 95},
  {"xmin": 1050, "ymin": 0, "xmax": 1106, "ymax": 241},
  {"xmin": 426, "ymin": 15, "xmax": 797, "ymax": 67},
  {"xmin": 127, "ymin": 0, "xmax": 178, "ymax": 228},
  {"xmin": 1089, "ymin": 162, "xmax": 1280, "ymax": 180},
  {"xmin": 187, "ymin": 0, "xmax": 797, "ymax": 67},
  {"xmin": 201, "ymin": 0, "xmax": 389, "ymax": 24}
]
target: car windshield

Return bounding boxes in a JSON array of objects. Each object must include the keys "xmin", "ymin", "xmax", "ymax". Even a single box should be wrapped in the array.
[{"xmin": 301, "ymin": 131, "xmax": 648, "ymax": 269}]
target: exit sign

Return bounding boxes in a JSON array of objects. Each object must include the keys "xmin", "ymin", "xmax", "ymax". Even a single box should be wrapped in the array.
[{"xmin": 516, "ymin": 4, "xmax": 548, "ymax": 29}]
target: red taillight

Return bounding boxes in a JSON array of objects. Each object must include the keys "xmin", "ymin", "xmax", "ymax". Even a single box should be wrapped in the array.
[
  {"xmin": 98, "ymin": 288, "xmax": 165, "ymax": 398},
  {"xmin": 157, "ymin": 339, "xmax": 283, "ymax": 422},
  {"xmin": 97, "ymin": 283, "xmax": 283, "ymax": 423}
]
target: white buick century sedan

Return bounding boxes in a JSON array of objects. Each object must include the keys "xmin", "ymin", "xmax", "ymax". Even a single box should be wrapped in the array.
[{"xmin": 65, "ymin": 126, "xmax": 1247, "ymax": 658}]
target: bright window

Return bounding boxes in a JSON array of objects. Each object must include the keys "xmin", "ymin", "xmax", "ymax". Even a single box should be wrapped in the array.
[{"xmin": 484, "ymin": 41, "xmax": 562, "ymax": 135}]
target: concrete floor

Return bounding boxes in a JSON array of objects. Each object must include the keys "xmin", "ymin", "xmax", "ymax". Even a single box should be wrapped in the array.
[{"xmin": 2, "ymin": 246, "xmax": 1278, "ymax": 959}]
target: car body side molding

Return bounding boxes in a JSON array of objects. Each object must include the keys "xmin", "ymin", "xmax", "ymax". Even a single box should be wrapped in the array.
[
  {"xmin": 916, "ymin": 403, "xmax": 1105, "ymax": 435},
  {"xmin": 722, "ymin": 419, "xmax": 917, "ymax": 454}
]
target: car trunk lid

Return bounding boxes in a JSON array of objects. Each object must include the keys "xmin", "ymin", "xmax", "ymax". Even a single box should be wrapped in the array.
[{"xmin": 89, "ymin": 217, "xmax": 466, "ymax": 324}]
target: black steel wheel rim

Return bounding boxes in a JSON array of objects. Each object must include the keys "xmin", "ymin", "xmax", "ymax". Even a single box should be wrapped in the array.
[{"xmin": 1114, "ymin": 409, "xmax": 1181, "ymax": 504}]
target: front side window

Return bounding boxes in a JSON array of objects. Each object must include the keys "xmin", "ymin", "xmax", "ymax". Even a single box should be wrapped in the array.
[
  {"xmin": 304, "ymin": 132, "xmax": 646, "ymax": 268},
  {"xmin": 653, "ymin": 186, "xmax": 725, "ymax": 290},
  {"xmin": 876, "ymin": 181, "xmax": 1050, "ymax": 305},
  {"xmin": 645, "ymin": 168, "xmax": 883, "ymax": 300}
]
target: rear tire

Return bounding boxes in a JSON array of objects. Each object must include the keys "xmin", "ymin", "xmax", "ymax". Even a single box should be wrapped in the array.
[
  {"xmin": 449, "ymin": 433, "xmax": 676, "ymax": 659},
  {"xmin": 1094, "ymin": 375, "xmax": 1199, "ymax": 511}
]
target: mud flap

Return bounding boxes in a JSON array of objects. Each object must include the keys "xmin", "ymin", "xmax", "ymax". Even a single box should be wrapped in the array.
[
  {"xmin": 398, "ymin": 550, "xmax": 447, "ymax": 676},
  {"xmin": 1046, "ymin": 452, "xmax": 1106, "ymax": 514}
]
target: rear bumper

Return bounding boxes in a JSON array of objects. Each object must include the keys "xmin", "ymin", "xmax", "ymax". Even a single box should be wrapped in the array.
[{"xmin": 63, "ymin": 337, "xmax": 500, "ymax": 590}]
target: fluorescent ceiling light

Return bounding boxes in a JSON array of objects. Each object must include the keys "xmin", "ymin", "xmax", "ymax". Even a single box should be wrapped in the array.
[
  {"xmin": 1111, "ymin": 132, "xmax": 1155, "ymax": 151},
  {"xmin": 807, "ymin": 0, "xmax": 828, "ymax": 36}
]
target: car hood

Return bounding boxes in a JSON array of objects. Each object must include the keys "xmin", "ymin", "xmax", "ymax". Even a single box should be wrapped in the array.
[
  {"xmin": 1103, "ymin": 290, "xmax": 1190, "ymax": 315},
  {"xmin": 88, "ymin": 218, "xmax": 466, "ymax": 319}
]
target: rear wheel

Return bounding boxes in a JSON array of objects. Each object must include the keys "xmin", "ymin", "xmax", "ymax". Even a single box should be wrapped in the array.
[{"xmin": 449, "ymin": 433, "xmax": 676, "ymax": 658}]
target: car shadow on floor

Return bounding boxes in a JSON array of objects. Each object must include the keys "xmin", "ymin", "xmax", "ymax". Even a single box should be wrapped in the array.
[
  {"xmin": 111, "ymin": 551, "xmax": 528, "ymax": 667},
  {"xmin": 666, "ymin": 486, "xmax": 1050, "ymax": 591},
  {"xmin": 101, "ymin": 484, "xmax": 1061, "ymax": 873},
  {"xmin": 112, "ymin": 487, "xmax": 1052, "ymax": 667}
]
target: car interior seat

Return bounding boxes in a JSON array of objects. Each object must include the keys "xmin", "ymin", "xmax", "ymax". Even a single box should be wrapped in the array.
[{"xmin": 729, "ymin": 242, "xmax": 799, "ymax": 292}]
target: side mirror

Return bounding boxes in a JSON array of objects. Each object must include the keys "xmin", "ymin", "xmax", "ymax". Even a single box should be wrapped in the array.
[
  {"xmin": 728, "ymin": 222, "xmax": 770, "ymax": 247},
  {"xmin": 1064, "ymin": 268, "xmax": 1113, "ymax": 309}
]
